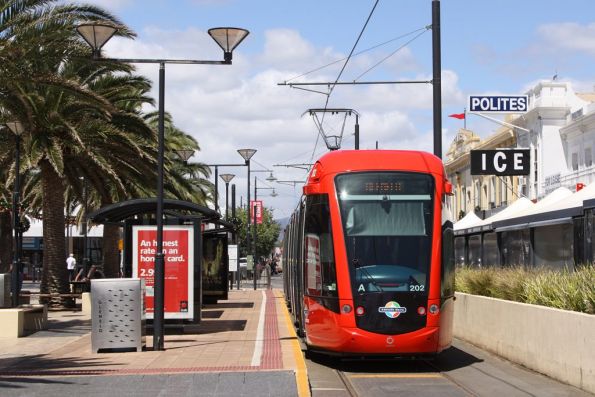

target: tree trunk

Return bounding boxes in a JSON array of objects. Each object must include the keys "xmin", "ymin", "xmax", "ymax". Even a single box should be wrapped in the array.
[
  {"xmin": 102, "ymin": 223, "xmax": 121, "ymax": 278},
  {"xmin": 0, "ymin": 211, "xmax": 12, "ymax": 273},
  {"xmin": 39, "ymin": 160, "xmax": 70, "ymax": 306}
]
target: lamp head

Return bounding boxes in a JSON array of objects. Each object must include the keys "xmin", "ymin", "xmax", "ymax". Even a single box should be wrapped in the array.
[
  {"xmin": 76, "ymin": 23, "xmax": 118, "ymax": 58},
  {"xmin": 175, "ymin": 149, "xmax": 195, "ymax": 163},
  {"xmin": 208, "ymin": 27, "xmax": 249, "ymax": 64},
  {"xmin": 5, "ymin": 121, "xmax": 24, "ymax": 135},
  {"xmin": 220, "ymin": 173, "xmax": 235, "ymax": 184},
  {"xmin": 237, "ymin": 148, "xmax": 257, "ymax": 163},
  {"xmin": 266, "ymin": 172, "xmax": 277, "ymax": 182}
]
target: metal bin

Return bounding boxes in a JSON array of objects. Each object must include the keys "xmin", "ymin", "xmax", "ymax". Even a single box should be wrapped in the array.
[{"xmin": 91, "ymin": 278, "xmax": 145, "ymax": 353}]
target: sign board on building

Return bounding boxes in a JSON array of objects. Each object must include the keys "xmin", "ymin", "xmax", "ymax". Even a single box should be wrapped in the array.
[
  {"xmin": 468, "ymin": 95, "xmax": 528, "ymax": 113},
  {"xmin": 228, "ymin": 244, "xmax": 238, "ymax": 272},
  {"xmin": 471, "ymin": 149, "xmax": 530, "ymax": 176},
  {"xmin": 132, "ymin": 225, "xmax": 194, "ymax": 320},
  {"xmin": 250, "ymin": 200, "xmax": 263, "ymax": 224}
]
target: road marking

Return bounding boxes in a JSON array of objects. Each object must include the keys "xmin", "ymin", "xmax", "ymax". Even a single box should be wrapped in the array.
[
  {"xmin": 251, "ymin": 290, "xmax": 266, "ymax": 366},
  {"xmin": 348, "ymin": 373, "xmax": 442, "ymax": 379},
  {"xmin": 278, "ymin": 290, "xmax": 311, "ymax": 397}
]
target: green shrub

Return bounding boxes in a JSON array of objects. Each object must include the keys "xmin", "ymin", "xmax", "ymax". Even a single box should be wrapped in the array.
[{"xmin": 455, "ymin": 265, "xmax": 595, "ymax": 314}]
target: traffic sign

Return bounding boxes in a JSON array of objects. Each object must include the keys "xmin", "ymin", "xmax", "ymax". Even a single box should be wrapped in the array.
[
  {"xmin": 471, "ymin": 149, "xmax": 530, "ymax": 175},
  {"xmin": 468, "ymin": 95, "xmax": 528, "ymax": 113}
]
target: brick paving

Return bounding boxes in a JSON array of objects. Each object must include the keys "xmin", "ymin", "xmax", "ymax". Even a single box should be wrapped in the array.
[{"xmin": 0, "ymin": 288, "xmax": 297, "ymax": 377}]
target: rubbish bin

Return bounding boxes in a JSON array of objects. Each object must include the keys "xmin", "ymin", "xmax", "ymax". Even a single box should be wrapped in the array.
[
  {"xmin": 0, "ymin": 274, "xmax": 10, "ymax": 308},
  {"xmin": 91, "ymin": 278, "xmax": 145, "ymax": 353}
]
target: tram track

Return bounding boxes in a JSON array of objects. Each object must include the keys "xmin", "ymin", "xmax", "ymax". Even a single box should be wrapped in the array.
[{"xmin": 312, "ymin": 356, "xmax": 477, "ymax": 397}]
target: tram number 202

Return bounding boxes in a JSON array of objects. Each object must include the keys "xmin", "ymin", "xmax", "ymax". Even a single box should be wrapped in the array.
[{"xmin": 409, "ymin": 285, "xmax": 425, "ymax": 292}]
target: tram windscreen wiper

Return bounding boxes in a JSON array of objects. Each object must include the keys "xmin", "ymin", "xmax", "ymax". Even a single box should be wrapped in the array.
[{"xmin": 353, "ymin": 258, "xmax": 383, "ymax": 292}]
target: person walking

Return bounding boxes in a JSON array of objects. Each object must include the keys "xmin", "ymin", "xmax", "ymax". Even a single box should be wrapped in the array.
[{"xmin": 66, "ymin": 253, "xmax": 76, "ymax": 282}]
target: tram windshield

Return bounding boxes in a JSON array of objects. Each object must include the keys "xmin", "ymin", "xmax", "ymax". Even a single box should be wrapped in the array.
[{"xmin": 335, "ymin": 172, "xmax": 434, "ymax": 294}]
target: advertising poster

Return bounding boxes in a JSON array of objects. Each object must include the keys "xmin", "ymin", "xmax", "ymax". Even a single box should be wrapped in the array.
[
  {"xmin": 228, "ymin": 244, "xmax": 238, "ymax": 272},
  {"xmin": 132, "ymin": 225, "xmax": 194, "ymax": 320},
  {"xmin": 305, "ymin": 234, "xmax": 321, "ymax": 294},
  {"xmin": 202, "ymin": 234, "xmax": 228, "ymax": 303}
]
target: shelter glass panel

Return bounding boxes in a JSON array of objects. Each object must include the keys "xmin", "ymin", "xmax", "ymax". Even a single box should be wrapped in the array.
[
  {"xmin": 534, "ymin": 224, "xmax": 574, "ymax": 270},
  {"xmin": 501, "ymin": 229, "xmax": 531, "ymax": 267},
  {"xmin": 454, "ymin": 236, "xmax": 466, "ymax": 267},
  {"xmin": 468, "ymin": 235, "xmax": 482, "ymax": 267},
  {"xmin": 482, "ymin": 232, "xmax": 499, "ymax": 267}
]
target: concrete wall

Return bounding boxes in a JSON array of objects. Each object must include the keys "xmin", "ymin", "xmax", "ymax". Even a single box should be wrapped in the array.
[{"xmin": 454, "ymin": 292, "xmax": 595, "ymax": 394}]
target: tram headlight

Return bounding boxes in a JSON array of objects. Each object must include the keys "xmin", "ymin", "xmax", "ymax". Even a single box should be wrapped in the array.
[
  {"xmin": 417, "ymin": 306, "xmax": 426, "ymax": 316},
  {"xmin": 429, "ymin": 304, "xmax": 439, "ymax": 315},
  {"xmin": 355, "ymin": 306, "xmax": 365, "ymax": 316},
  {"xmin": 341, "ymin": 304, "xmax": 352, "ymax": 314}
]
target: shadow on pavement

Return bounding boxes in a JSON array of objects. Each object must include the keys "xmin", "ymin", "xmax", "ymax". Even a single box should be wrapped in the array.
[
  {"xmin": 307, "ymin": 345, "xmax": 483, "ymax": 374},
  {"xmin": 0, "ymin": 354, "xmax": 123, "ymax": 374},
  {"xmin": 0, "ymin": 376, "xmax": 75, "ymax": 390}
]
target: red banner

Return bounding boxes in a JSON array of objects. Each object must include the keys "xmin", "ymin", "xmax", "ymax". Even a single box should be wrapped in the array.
[
  {"xmin": 132, "ymin": 225, "xmax": 194, "ymax": 320},
  {"xmin": 250, "ymin": 200, "xmax": 263, "ymax": 224}
]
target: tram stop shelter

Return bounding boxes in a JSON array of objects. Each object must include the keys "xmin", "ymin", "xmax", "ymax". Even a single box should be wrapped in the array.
[{"xmin": 88, "ymin": 198, "xmax": 235, "ymax": 324}]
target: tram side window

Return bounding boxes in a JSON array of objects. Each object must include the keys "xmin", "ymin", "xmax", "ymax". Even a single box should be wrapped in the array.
[{"xmin": 304, "ymin": 194, "xmax": 338, "ymax": 298}]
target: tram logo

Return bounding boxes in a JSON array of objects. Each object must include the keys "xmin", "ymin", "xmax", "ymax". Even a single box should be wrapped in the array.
[{"xmin": 378, "ymin": 301, "xmax": 407, "ymax": 319}]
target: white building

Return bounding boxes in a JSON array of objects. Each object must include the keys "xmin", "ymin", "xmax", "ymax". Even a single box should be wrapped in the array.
[{"xmin": 510, "ymin": 81, "xmax": 595, "ymax": 199}]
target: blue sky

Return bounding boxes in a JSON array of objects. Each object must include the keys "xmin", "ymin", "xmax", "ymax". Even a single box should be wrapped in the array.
[{"xmin": 90, "ymin": 0, "xmax": 595, "ymax": 217}]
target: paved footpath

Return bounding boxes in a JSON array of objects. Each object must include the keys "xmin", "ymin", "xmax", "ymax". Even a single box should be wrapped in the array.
[{"xmin": 0, "ymin": 288, "xmax": 309, "ymax": 397}]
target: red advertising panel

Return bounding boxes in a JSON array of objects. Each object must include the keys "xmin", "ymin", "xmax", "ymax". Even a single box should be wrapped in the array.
[
  {"xmin": 250, "ymin": 200, "xmax": 263, "ymax": 224},
  {"xmin": 132, "ymin": 225, "xmax": 194, "ymax": 320}
]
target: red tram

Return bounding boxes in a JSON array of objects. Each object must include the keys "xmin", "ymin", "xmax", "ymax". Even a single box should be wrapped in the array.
[{"xmin": 282, "ymin": 150, "xmax": 455, "ymax": 357}]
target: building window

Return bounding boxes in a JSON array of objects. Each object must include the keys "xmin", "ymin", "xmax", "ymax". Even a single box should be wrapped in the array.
[
  {"xmin": 572, "ymin": 153, "xmax": 579, "ymax": 171},
  {"xmin": 586, "ymin": 148, "xmax": 592, "ymax": 167}
]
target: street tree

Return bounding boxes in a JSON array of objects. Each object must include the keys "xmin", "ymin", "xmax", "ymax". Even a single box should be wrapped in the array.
[{"xmin": 233, "ymin": 206, "xmax": 281, "ymax": 259}]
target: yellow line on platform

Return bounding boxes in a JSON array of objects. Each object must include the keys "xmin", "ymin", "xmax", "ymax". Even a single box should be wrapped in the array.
[
  {"xmin": 276, "ymin": 290, "xmax": 310, "ymax": 397},
  {"xmin": 349, "ymin": 373, "xmax": 442, "ymax": 379}
]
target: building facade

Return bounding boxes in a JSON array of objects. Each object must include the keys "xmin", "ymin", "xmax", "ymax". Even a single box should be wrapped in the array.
[{"xmin": 446, "ymin": 80, "xmax": 595, "ymax": 221}]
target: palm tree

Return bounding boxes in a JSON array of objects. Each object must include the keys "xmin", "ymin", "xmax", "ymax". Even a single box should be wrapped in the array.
[{"xmin": 0, "ymin": 0, "xmax": 135, "ymax": 304}]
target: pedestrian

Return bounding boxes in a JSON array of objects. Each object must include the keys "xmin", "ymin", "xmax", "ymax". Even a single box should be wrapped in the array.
[{"xmin": 66, "ymin": 253, "xmax": 76, "ymax": 282}]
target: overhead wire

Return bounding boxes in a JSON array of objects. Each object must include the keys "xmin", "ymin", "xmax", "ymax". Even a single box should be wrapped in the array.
[
  {"xmin": 354, "ymin": 26, "xmax": 431, "ymax": 81},
  {"xmin": 311, "ymin": 0, "xmax": 380, "ymax": 161},
  {"xmin": 284, "ymin": 26, "xmax": 429, "ymax": 84}
]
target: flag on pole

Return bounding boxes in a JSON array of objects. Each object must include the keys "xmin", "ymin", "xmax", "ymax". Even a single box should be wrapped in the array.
[{"xmin": 448, "ymin": 113, "xmax": 465, "ymax": 120}]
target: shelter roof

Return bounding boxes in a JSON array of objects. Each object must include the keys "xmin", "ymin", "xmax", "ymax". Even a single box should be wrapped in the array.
[{"xmin": 88, "ymin": 198, "xmax": 221, "ymax": 224}]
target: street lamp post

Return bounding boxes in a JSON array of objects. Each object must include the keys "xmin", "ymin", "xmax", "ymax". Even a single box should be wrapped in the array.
[
  {"xmin": 80, "ymin": 177, "xmax": 90, "ymax": 277},
  {"xmin": 237, "ymin": 149, "xmax": 256, "ymax": 289},
  {"xmin": 219, "ymin": 174, "xmax": 235, "ymax": 220},
  {"xmin": 6, "ymin": 121, "xmax": 24, "ymax": 307},
  {"xmin": 77, "ymin": 23, "xmax": 249, "ymax": 351},
  {"xmin": 219, "ymin": 173, "xmax": 234, "ymax": 288}
]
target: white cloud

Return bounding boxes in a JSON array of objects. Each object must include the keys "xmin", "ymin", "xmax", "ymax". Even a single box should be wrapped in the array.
[{"xmin": 537, "ymin": 22, "xmax": 595, "ymax": 56}]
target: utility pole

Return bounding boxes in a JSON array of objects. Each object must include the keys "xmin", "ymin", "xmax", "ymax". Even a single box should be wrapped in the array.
[{"xmin": 432, "ymin": 0, "xmax": 442, "ymax": 158}]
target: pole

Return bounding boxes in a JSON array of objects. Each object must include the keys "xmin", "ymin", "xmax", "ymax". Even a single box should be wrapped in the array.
[
  {"xmin": 82, "ymin": 178, "xmax": 89, "ymax": 276},
  {"xmin": 246, "ymin": 160, "xmax": 251, "ymax": 290},
  {"xmin": 11, "ymin": 134, "xmax": 21, "ymax": 307},
  {"xmin": 432, "ymin": 0, "xmax": 443, "ymax": 159},
  {"xmin": 232, "ymin": 184, "xmax": 240, "ymax": 290},
  {"xmin": 225, "ymin": 182, "xmax": 229, "ymax": 220},
  {"xmin": 214, "ymin": 166, "xmax": 219, "ymax": 214},
  {"xmin": 253, "ymin": 176, "xmax": 257, "ymax": 290},
  {"xmin": 355, "ymin": 114, "xmax": 360, "ymax": 150},
  {"xmin": 153, "ymin": 62, "xmax": 166, "ymax": 351}
]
